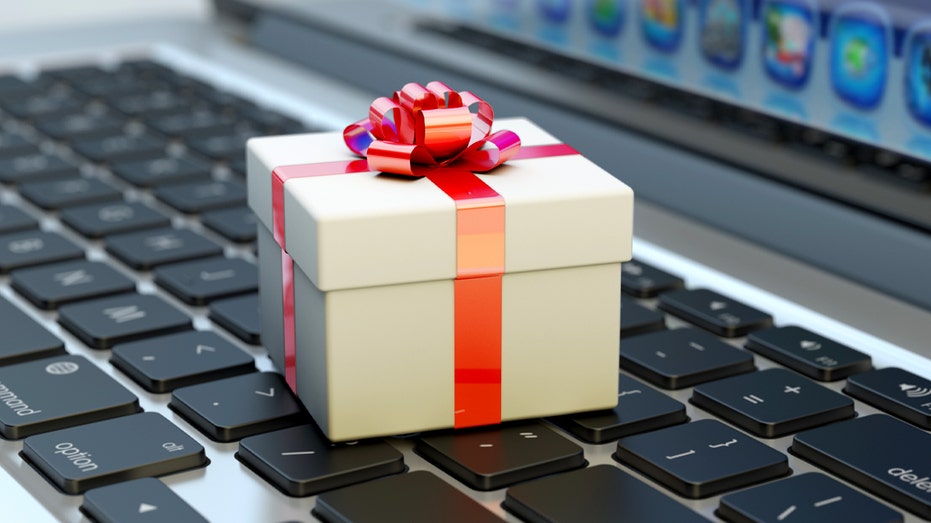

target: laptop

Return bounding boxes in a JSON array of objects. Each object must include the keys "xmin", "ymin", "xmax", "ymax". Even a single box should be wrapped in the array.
[{"xmin": 2, "ymin": 0, "xmax": 931, "ymax": 521}]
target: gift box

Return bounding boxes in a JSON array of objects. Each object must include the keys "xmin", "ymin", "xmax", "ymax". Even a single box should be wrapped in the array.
[{"xmin": 247, "ymin": 85, "xmax": 633, "ymax": 442}]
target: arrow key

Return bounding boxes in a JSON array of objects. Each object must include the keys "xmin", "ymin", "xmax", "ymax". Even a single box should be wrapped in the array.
[
  {"xmin": 169, "ymin": 372, "xmax": 307, "ymax": 442},
  {"xmin": 82, "ymin": 477, "xmax": 208, "ymax": 523}
]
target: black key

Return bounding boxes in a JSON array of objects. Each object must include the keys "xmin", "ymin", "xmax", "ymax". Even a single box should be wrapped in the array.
[
  {"xmin": 169, "ymin": 372, "xmax": 306, "ymax": 442},
  {"xmin": 0, "ymin": 132, "xmax": 37, "ymax": 157},
  {"xmin": 82, "ymin": 477, "xmax": 208, "ymax": 523},
  {"xmin": 615, "ymin": 419, "xmax": 789, "ymax": 498},
  {"xmin": 746, "ymin": 326, "xmax": 872, "ymax": 381},
  {"xmin": 35, "ymin": 111, "xmax": 127, "ymax": 140},
  {"xmin": 147, "ymin": 108, "xmax": 235, "ymax": 137},
  {"xmin": 154, "ymin": 257, "xmax": 258, "ymax": 305},
  {"xmin": 415, "ymin": 422, "xmax": 584, "ymax": 491},
  {"xmin": 0, "ymin": 355, "xmax": 139, "ymax": 439},
  {"xmin": 690, "ymin": 368, "xmax": 855, "ymax": 438},
  {"xmin": 504, "ymin": 465, "xmax": 711, "ymax": 523},
  {"xmin": 658, "ymin": 288, "xmax": 774, "ymax": 337},
  {"xmin": 44, "ymin": 65, "xmax": 108, "ymax": 84},
  {"xmin": 620, "ymin": 328, "xmax": 755, "ymax": 389},
  {"xmin": 0, "ymin": 152, "xmax": 80, "ymax": 183},
  {"xmin": 0, "ymin": 204, "xmax": 38, "ymax": 234},
  {"xmin": 21, "ymin": 412, "xmax": 207, "ymax": 494},
  {"xmin": 620, "ymin": 295, "xmax": 665, "ymax": 338},
  {"xmin": 209, "ymin": 293, "xmax": 261, "ymax": 344},
  {"xmin": 111, "ymin": 90, "xmax": 194, "ymax": 117},
  {"xmin": 155, "ymin": 179, "xmax": 247, "ymax": 213},
  {"xmin": 314, "ymin": 471, "xmax": 501, "ymax": 523},
  {"xmin": 1, "ymin": 90, "xmax": 89, "ymax": 120},
  {"xmin": 19, "ymin": 177, "xmax": 122, "ymax": 209},
  {"xmin": 58, "ymin": 293, "xmax": 191, "ymax": 349},
  {"xmin": 72, "ymin": 133, "xmax": 168, "ymax": 163},
  {"xmin": 791, "ymin": 414, "xmax": 931, "ymax": 519},
  {"xmin": 111, "ymin": 154, "xmax": 212, "ymax": 188},
  {"xmin": 0, "ymin": 297, "xmax": 65, "ymax": 366},
  {"xmin": 719, "ymin": 472, "xmax": 903, "ymax": 523},
  {"xmin": 0, "ymin": 230, "xmax": 84, "ymax": 273},
  {"xmin": 551, "ymin": 373, "xmax": 687, "ymax": 443},
  {"xmin": 70, "ymin": 72, "xmax": 166, "ymax": 98},
  {"xmin": 60, "ymin": 201, "xmax": 170, "ymax": 238},
  {"xmin": 202, "ymin": 206, "xmax": 257, "ymax": 243},
  {"xmin": 186, "ymin": 128, "xmax": 257, "ymax": 161},
  {"xmin": 845, "ymin": 367, "xmax": 931, "ymax": 430},
  {"xmin": 621, "ymin": 259, "xmax": 685, "ymax": 298},
  {"xmin": 238, "ymin": 106, "xmax": 305, "ymax": 134},
  {"xmin": 0, "ymin": 75, "xmax": 47, "ymax": 97},
  {"xmin": 111, "ymin": 330, "xmax": 255, "ymax": 393},
  {"xmin": 236, "ymin": 424, "xmax": 405, "ymax": 497},
  {"xmin": 105, "ymin": 227, "xmax": 223, "ymax": 270},
  {"xmin": 11, "ymin": 259, "xmax": 135, "ymax": 309}
]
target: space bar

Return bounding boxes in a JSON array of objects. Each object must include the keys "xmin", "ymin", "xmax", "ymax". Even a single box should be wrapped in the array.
[{"xmin": 791, "ymin": 414, "xmax": 931, "ymax": 519}]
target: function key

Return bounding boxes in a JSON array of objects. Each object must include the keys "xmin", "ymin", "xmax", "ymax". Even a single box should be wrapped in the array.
[
  {"xmin": 21, "ymin": 412, "xmax": 207, "ymax": 494},
  {"xmin": 504, "ymin": 465, "xmax": 710, "ymax": 523},
  {"xmin": 615, "ymin": 419, "xmax": 789, "ymax": 499},
  {"xmin": 620, "ymin": 259, "xmax": 684, "ymax": 298},
  {"xmin": 0, "ymin": 354, "xmax": 139, "ymax": 439},
  {"xmin": 60, "ymin": 201, "xmax": 171, "ymax": 238},
  {"xmin": 154, "ymin": 257, "xmax": 258, "ymax": 305},
  {"xmin": 110, "ymin": 89, "xmax": 194, "ymax": 117},
  {"xmin": 620, "ymin": 295, "xmax": 665, "ymax": 338},
  {"xmin": 105, "ymin": 227, "xmax": 223, "ymax": 270},
  {"xmin": 0, "ymin": 296, "xmax": 65, "ymax": 366},
  {"xmin": 658, "ymin": 288, "xmax": 773, "ymax": 337},
  {"xmin": 236, "ymin": 424, "xmax": 405, "ymax": 497},
  {"xmin": 0, "ymin": 75, "xmax": 47, "ymax": 97},
  {"xmin": 415, "ymin": 422, "xmax": 584, "ymax": 491},
  {"xmin": 845, "ymin": 368, "xmax": 931, "ymax": 430},
  {"xmin": 0, "ymin": 90, "xmax": 89, "ymax": 120},
  {"xmin": 19, "ymin": 177, "xmax": 122, "ymax": 210},
  {"xmin": 237, "ymin": 106, "xmax": 307, "ymax": 134},
  {"xmin": 35, "ymin": 111, "xmax": 128, "ymax": 140},
  {"xmin": 186, "ymin": 127, "xmax": 258, "ymax": 162},
  {"xmin": 72, "ymin": 132, "xmax": 168, "ymax": 163},
  {"xmin": 43, "ymin": 65, "xmax": 109, "ymax": 84},
  {"xmin": 209, "ymin": 293, "xmax": 261, "ymax": 344},
  {"xmin": 154, "ymin": 179, "xmax": 247, "ymax": 214},
  {"xmin": 0, "ymin": 204, "xmax": 38, "ymax": 234},
  {"xmin": 82, "ymin": 477, "xmax": 208, "ymax": 523},
  {"xmin": 0, "ymin": 230, "xmax": 84, "ymax": 273},
  {"xmin": 58, "ymin": 293, "xmax": 191, "ymax": 349},
  {"xmin": 202, "ymin": 206, "xmax": 257, "ymax": 243},
  {"xmin": 314, "ymin": 471, "xmax": 502, "ymax": 523},
  {"xmin": 110, "ymin": 154, "xmax": 212, "ymax": 188},
  {"xmin": 0, "ymin": 152, "xmax": 80, "ymax": 184},
  {"xmin": 11, "ymin": 259, "xmax": 136, "ymax": 309},
  {"xmin": 745, "ymin": 326, "xmax": 872, "ymax": 381},
  {"xmin": 147, "ymin": 108, "xmax": 235, "ymax": 138}
]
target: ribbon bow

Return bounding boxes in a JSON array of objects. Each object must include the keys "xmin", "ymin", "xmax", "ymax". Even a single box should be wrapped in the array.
[{"xmin": 343, "ymin": 81, "xmax": 521, "ymax": 175}]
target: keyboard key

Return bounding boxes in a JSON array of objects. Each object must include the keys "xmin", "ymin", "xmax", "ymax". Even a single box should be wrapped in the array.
[
  {"xmin": 60, "ymin": 201, "xmax": 171, "ymax": 238},
  {"xmin": 504, "ymin": 465, "xmax": 711, "ymax": 523},
  {"xmin": 615, "ymin": 419, "xmax": 789, "ymax": 498},
  {"xmin": 169, "ymin": 372, "xmax": 306, "ymax": 442},
  {"xmin": 0, "ymin": 152, "xmax": 80, "ymax": 183},
  {"xmin": 111, "ymin": 154, "xmax": 212, "ymax": 188},
  {"xmin": 105, "ymin": 227, "xmax": 223, "ymax": 270},
  {"xmin": 0, "ymin": 230, "xmax": 84, "ymax": 273},
  {"xmin": 792, "ymin": 414, "xmax": 931, "ymax": 519},
  {"xmin": 746, "ymin": 326, "xmax": 872, "ymax": 381},
  {"xmin": 845, "ymin": 368, "xmax": 931, "ymax": 430},
  {"xmin": 1, "ymin": 90, "xmax": 89, "ymax": 120},
  {"xmin": 111, "ymin": 90, "xmax": 193, "ymax": 117},
  {"xmin": 0, "ymin": 297, "xmax": 65, "ymax": 366},
  {"xmin": 658, "ymin": 288, "xmax": 774, "ymax": 337},
  {"xmin": 236, "ymin": 424, "xmax": 405, "ymax": 497},
  {"xmin": 147, "ymin": 108, "xmax": 235, "ymax": 137},
  {"xmin": 0, "ymin": 355, "xmax": 139, "ymax": 439},
  {"xmin": 72, "ymin": 132, "xmax": 168, "ymax": 163},
  {"xmin": 11, "ymin": 259, "xmax": 135, "ymax": 309},
  {"xmin": 209, "ymin": 293, "xmax": 261, "ymax": 344},
  {"xmin": 621, "ymin": 259, "xmax": 685, "ymax": 298},
  {"xmin": 111, "ymin": 330, "xmax": 255, "ymax": 393},
  {"xmin": 58, "ymin": 293, "xmax": 191, "ymax": 349},
  {"xmin": 154, "ymin": 257, "xmax": 258, "ymax": 305},
  {"xmin": 35, "ymin": 111, "xmax": 127, "ymax": 140},
  {"xmin": 719, "ymin": 473, "xmax": 903, "ymax": 523},
  {"xmin": 202, "ymin": 206, "xmax": 258, "ymax": 243},
  {"xmin": 19, "ymin": 177, "xmax": 122, "ymax": 209},
  {"xmin": 551, "ymin": 373, "xmax": 687, "ymax": 443},
  {"xmin": 620, "ymin": 328, "xmax": 755, "ymax": 389},
  {"xmin": 415, "ymin": 422, "xmax": 584, "ymax": 491},
  {"xmin": 0, "ymin": 75, "xmax": 50, "ymax": 97},
  {"xmin": 82, "ymin": 477, "xmax": 208, "ymax": 523},
  {"xmin": 187, "ymin": 128, "xmax": 256, "ymax": 161},
  {"xmin": 0, "ymin": 132, "xmax": 37, "ymax": 157},
  {"xmin": 690, "ymin": 368, "xmax": 855, "ymax": 438},
  {"xmin": 0, "ymin": 204, "xmax": 38, "ymax": 234},
  {"xmin": 154, "ymin": 179, "xmax": 248, "ymax": 214},
  {"xmin": 620, "ymin": 295, "xmax": 666, "ymax": 338},
  {"xmin": 314, "ymin": 471, "xmax": 501, "ymax": 523},
  {"xmin": 21, "ymin": 412, "xmax": 207, "ymax": 494}
]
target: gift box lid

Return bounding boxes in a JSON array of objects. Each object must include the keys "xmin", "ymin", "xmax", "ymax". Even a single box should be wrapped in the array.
[{"xmin": 247, "ymin": 117, "xmax": 633, "ymax": 291}]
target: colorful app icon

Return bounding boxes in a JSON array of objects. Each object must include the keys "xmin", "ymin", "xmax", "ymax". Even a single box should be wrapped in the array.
[
  {"xmin": 906, "ymin": 26, "xmax": 931, "ymax": 128},
  {"xmin": 639, "ymin": 0, "xmax": 685, "ymax": 53},
  {"xmin": 761, "ymin": 0, "xmax": 817, "ymax": 89},
  {"xmin": 830, "ymin": 4, "xmax": 888, "ymax": 110},
  {"xmin": 699, "ymin": 0, "xmax": 746, "ymax": 70},
  {"xmin": 537, "ymin": 0, "xmax": 572, "ymax": 23},
  {"xmin": 588, "ymin": 0, "xmax": 626, "ymax": 38}
]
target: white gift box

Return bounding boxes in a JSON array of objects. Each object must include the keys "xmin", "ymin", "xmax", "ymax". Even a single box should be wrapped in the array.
[{"xmin": 247, "ymin": 118, "xmax": 633, "ymax": 441}]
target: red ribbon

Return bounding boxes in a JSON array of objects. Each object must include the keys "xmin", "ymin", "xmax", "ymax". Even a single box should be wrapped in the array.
[{"xmin": 271, "ymin": 82, "xmax": 577, "ymax": 430}]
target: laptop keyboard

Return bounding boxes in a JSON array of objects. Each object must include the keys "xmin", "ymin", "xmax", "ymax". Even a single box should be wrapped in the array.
[{"xmin": 0, "ymin": 58, "xmax": 929, "ymax": 522}]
